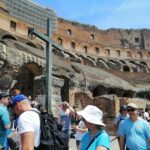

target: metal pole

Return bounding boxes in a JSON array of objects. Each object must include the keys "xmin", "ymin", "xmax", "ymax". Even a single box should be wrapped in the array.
[{"xmin": 45, "ymin": 19, "xmax": 52, "ymax": 112}]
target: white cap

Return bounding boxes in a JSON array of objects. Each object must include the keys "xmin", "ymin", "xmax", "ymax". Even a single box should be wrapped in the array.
[
  {"xmin": 77, "ymin": 105, "xmax": 105, "ymax": 126},
  {"xmin": 127, "ymin": 103, "xmax": 138, "ymax": 109}
]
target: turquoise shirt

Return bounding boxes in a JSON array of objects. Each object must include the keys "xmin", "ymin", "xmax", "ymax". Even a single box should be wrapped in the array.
[
  {"xmin": 0, "ymin": 104, "xmax": 11, "ymax": 148},
  {"xmin": 80, "ymin": 130, "xmax": 110, "ymax": 150},
  {"xmin": 119, "ymin": 117, "xmax": 150, "ymax": 150}
]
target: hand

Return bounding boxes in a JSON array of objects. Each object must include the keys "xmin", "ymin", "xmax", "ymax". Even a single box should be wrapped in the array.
[{"xmin": 72, "ymin": 125, "xmax": 77, "ymax": 130}]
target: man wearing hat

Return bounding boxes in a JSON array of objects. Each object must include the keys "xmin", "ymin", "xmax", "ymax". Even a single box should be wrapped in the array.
[
  {"xmin": 12, "ymin": 94, "xmax": 40, "ymax": 150},
  {"xmin": 0, "ymin": 93, "xmax": 11, "ymax": 150},
  {"xmin": 114, "ymin": 105, "xmax": 128, "ymax": 137},
  {"xmin": 119, "ymin": 103, "xmax": 150, "ymax": 150}
]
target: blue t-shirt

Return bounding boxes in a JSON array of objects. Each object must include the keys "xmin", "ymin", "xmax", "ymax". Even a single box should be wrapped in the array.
[
  {"xmin": 0, "ymin": 105, "xmax": 11, "ymax": 148},
  {"xmin": 119, "ymin": 117, "xmax": 150, "ymax": 150},
  {"xmin": 80, "ymin": 130, "xmax": 110, "ymax": 150},
  {"xmin": 114, "ymin": 113, "xmax": 128, "ymax": 135}
]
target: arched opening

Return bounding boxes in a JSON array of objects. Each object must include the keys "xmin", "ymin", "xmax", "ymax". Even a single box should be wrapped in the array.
[
  {"xmin": 140, "ymin": 61, "xmax": 147, "ymax": 66},
  {"xmin": 120, "ymin": 60, "xmax": 126, "ymax": 64},
  {"xmin": 13, "ymin": 63, "xmax": 42, "ymax": 99},
  {"xmin": 26, "ymin": 42, "xmax": 37, "ymax": 49},
  {"xmin": 93, "ymin": 85, "xmax": 107, "ymax": 97},
  {"xmin": 123, "ymin": 65, "xmax": 130, "ymax": 72},
  {"xmin": 108, "ymin": 60, "xmax": 116, "ymax": 64},
  {"xmin": 2, "ymin": 34, "xmax": 17, "ymax": 41}
]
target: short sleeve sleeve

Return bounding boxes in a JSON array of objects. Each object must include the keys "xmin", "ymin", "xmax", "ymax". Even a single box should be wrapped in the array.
[
  {"xmin": 143, "ymin": 121, "xmax": 150, "ymax": 139},
  {"xmin": 96, "ymin": 133, "xmax": 110, "ymax": 149},
  {"xmin": 114, "ymin": 115, "xmax": 120, "ymax": 125},
  {"xmin": 118, "ymin": 122, "xmax": 125, "ymax": 136},
  {"xmin": 18, "ymin": 113, "xmax": 34, "ymax": 134},
  {"xmin": 1, "ymin": 109, "xmax": 11, "ymax": 126}
]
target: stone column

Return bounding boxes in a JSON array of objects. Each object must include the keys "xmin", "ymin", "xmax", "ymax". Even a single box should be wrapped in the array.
[{"xmin": 34, "ymin": 75, "xmax": 64, "ymax": 117}]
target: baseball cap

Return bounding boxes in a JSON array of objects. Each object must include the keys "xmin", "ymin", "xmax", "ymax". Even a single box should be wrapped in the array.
[
  {"xmin": 127, "ymin": 103, "xmax": 138, "ymax": 109},
  {"xmin": 77, "ymin": 105, "xmax": 105, "ymax": 126},
  {"xmin": 0, "ymin": 93, "xmax": 10, "ymax": 99},
  {"xmin": 12, "ymin": 94, "xmax": 28, "ymax": 105}
]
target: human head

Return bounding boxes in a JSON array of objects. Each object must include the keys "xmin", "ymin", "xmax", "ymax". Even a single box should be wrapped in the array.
[
  {"xmin": 120, "ymin": 105, "xmax": 128, "ymax": 115},
  {"xmin": 77, "ymin": 105, "xmax": 105, "ymax": 128},
  {"xmin": 13, "ymin": 87, "xmax": 21, "ymax": 96},
  {"xmin": 12, "ymin": 94, "xmax": 31, "ymax": 115},
  {"xmin": 0, "ymin": 93, "xmax": 10, "ymax": 106},
  {"xmin": 127, "ymin": 103, "xmax": 138, "ymax": 120},
  {"xmin": 62, "ymin": 101, "xmax": 69, "ymax": 110}
]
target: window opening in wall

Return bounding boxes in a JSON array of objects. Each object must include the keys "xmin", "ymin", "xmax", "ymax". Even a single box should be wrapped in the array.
[
  {"xmin": 71, "ymin": 42, "xmax": 75, "ymax": 49},
  {"xmin": 58, "ymin": 37, "xmax": 63, "ymax": 46},
  {"xmin": 116, "ymin": 50, "xmax": 121, "ymax": 57},
  {"xmin": 28, "ymin": 27, "xmax": 33, "ymax": 39},
  {"xmin": 106, "ymin": 49, "xmax": 110, "ymax": 56},
  {"xmin": 10, "ymin": 20, "xmax": 16, "ymax": 30},
  {"xmin": 123, "ymin": 66, "xmax": 130, "ymax": 72},
  {"xmin": 148, "ymin": 52, "xmax": 150, "ymax": 58},
  {"xmin": 135, "ymin": 37, "xmax": 139, "ymax": 43},
  {"xmin": 95, "ymin": 47, "xmax": 99, "ymax": 54},
  {"xmin": 137, "ymin": 52, "xmax": 142, "ymax": 59},
  {"xmin": 83, "ymin": 46, "xmax": 88, "ymax": 53},
  {"xmin": 127, "ymin": 51, "xmax": 131, "ymax": 57},
  {"xmin": 67, "ymin": 29, "xmax": 72, "ymax": 36},
  {"xmin": 91, "ymin": 34, "xmax": 94, "ymax": 40}
]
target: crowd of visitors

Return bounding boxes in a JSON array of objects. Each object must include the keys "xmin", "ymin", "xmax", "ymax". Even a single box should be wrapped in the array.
[{"xmin": 0, "ymin": 89, "xmax": 150, "ymax": 150}]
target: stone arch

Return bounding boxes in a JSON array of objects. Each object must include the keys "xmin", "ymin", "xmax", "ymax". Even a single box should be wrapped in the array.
[
  {"xmin": 26, "ymin": 42, "xmax": 37, "ymax": 49},
  {"xmin": 140, "ymin": 61, "xmax": 147, "ymax": 66},
  {"xmin": 93, "ymin": 85, "xmax": 107, "ymax": 97},
  {"xmin": 1, "ymin": 34, "xmax": 17, "ymax": 41},
  {"xmin": 14, "ymin": 62, "xmax": 43, "ymax": 98},
  {"xmin": 108, "ymin": 60, "xmax": 116, "ymax": 64},
  {"xmin": 123, "ymin": 65, "xmax": 130, "ymax": 72},
  {"xmin": 96, "ymin": 58, "xmax": 109, "ymax": 69},
  {"xmin": 120, "ymin": 60, "xmax": 126, "ymax": 64}
]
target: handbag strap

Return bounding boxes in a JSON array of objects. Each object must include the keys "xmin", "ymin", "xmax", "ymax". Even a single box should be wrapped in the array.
[{"xmin": 85, "ymin": 131, "xmax": 104, "ymax": 150}]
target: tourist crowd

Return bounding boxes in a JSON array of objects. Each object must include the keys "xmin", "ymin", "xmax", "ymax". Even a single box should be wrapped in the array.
[{"xmin": 0, "ymin": 89, "xmax": 150, "ymax": 150}]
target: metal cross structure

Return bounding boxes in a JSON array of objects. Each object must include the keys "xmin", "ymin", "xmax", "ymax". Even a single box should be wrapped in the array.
[{"xmin": 31, "ymin": 18, "xmax": 63, "ymax": 113}]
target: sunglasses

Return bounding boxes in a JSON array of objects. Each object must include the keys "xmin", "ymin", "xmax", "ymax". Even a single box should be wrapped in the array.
[{"xmin": 127, "ymin": 108, "xmax": 136, "ymax": 112}]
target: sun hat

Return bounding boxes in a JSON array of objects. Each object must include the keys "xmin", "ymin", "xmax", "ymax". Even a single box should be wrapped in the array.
[
  {"xmin": 12, "ymin": 94, "xmax": 28, "ymax": 105},
  {"xmin": 127, "ymin": 103, "xmax": 138, "ymax": 109},
  {"xmin": 77, "ymin": 105, "xmax": 105, "ymax": 126},
  {"xmin": 0, "ymin": 93, "xmax": 10, "ymax": 100}
]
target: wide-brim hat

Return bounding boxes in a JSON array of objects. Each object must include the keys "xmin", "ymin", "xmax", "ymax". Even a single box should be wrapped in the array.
[{"xmin": 77, "ymin": 105, "xmax": 105, "ymax": 126}]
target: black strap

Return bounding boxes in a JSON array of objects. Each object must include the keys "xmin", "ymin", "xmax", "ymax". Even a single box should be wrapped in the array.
[{"xmin": 85, "ymin": 131, "xmax": 103, "ymax": 150}]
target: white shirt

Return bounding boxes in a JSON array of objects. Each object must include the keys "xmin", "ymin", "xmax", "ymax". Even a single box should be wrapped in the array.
[
  {"xmin": 75, "ymin": 120, "xmax": 86, "ymax": 141},
  {"xmin": 18, "ymin": 109, "xmax": 41, "ymax": 147},
  {"xmin": 143, "ymin": 112, "xmax": 149, "ymax": 120}
]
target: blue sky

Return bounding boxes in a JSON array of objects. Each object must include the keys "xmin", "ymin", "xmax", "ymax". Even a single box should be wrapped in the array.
[{"xmin": 33, "ymin": 0, "xmax": 150, "ymax": 29}]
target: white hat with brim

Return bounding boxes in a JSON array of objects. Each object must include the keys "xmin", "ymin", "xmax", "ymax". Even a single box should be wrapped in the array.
[{"xmin": 77, "ymin": 105, "xmax": 105, "ymax": 126}]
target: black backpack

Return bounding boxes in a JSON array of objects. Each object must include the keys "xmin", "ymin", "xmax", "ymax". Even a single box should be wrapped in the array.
[{"xmin": 31, "ymin": 110, "xmax": 68, "ymax": 150}]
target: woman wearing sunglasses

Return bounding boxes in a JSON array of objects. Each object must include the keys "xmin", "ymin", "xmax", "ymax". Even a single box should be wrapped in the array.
[
  {"xmin": 77, "ymin": 105, "xmax": 110, "ymax": 150},
  {"xmin": 119, "ymin": 103, "xmax": 150, "ymax": 150}
]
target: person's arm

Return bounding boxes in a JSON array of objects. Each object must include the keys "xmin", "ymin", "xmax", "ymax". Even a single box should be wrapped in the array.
[
  {"xmin": 96, "ymin": 146, "xmax": 107, "ymax": 150},
  {"xmin": 21, "ymin": 132, "xmax": 34, "ymax": 150},
  {"xmin": 72, "ymin": 125, "xmax": 88, "ymax": 133},
  {"xmin": 58, "ymin": 113, "xmax": 61, "ymax": 124},
  {"xmin": 4, "ymin": 124, "xmax": 11, "ymax": 129},
  {"xmin": 119, "ymin": 136, "xmax": 125, "ymax": 150}
]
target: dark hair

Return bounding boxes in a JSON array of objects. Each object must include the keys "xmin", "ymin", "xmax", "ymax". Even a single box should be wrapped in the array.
[{"xmin": 96, "ymin": 125, "xmax": 104, "ymax": 130}]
